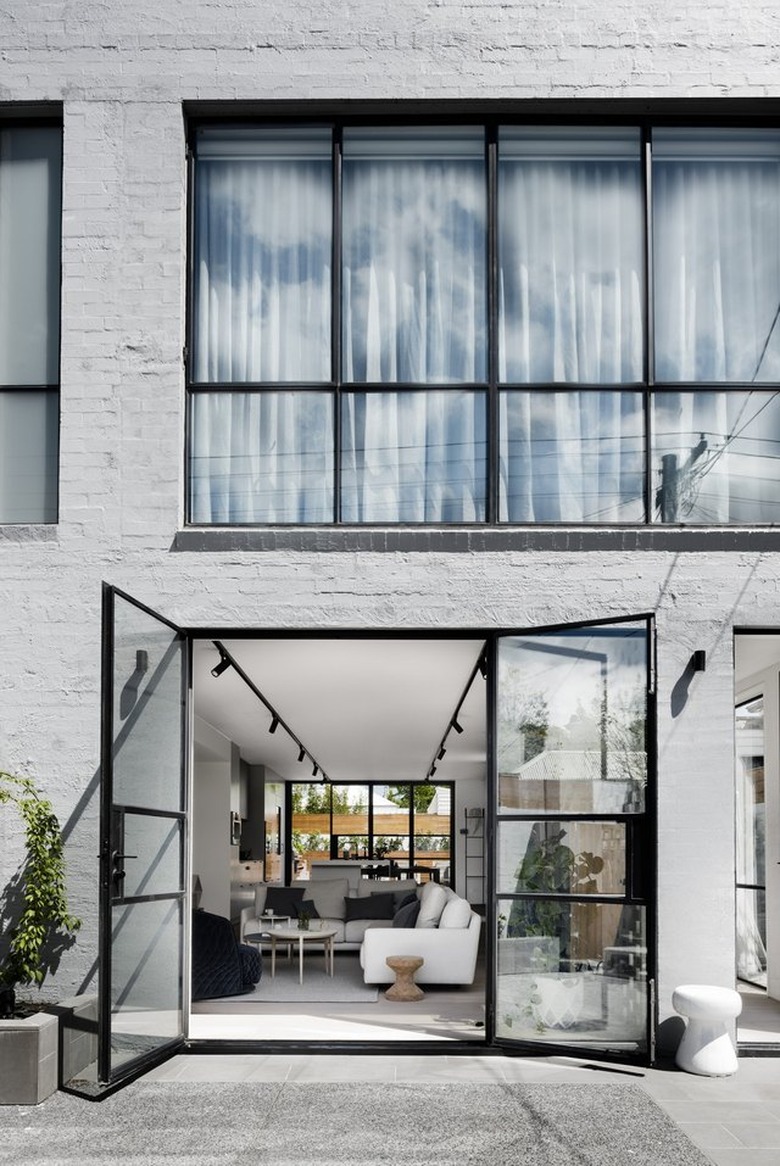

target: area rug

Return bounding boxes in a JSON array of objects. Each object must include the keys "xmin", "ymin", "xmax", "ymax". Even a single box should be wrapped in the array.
[
  {"xmin": 207, "ymin": 955, "xmax": 379, "ymax": 1004},
  {"xmin": 0, "ymin": 1081, "xmax": 710, "ymax": 1165}
]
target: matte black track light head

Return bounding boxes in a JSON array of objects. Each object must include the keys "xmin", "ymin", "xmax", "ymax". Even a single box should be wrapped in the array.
[
  {"xmin": 452, "ymin": 718, "xmax": 464, "ymax": 734},
  {"xmin": 211, "ymin": 653, "xmax": 230, "ymax": 678},
  {"xmin": 269, "ymin": 716, "xmax": 280, "ymax": 734}
]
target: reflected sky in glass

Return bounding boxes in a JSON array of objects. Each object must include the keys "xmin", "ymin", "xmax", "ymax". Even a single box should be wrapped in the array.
[
  {"xmin": 653, "ymin": 389, "xmax": 780, "ymax": 523},
  {"xmin": 193, "ymin": 129, "xmax": 332, "ymax": 383},
  {"xmin": 342, "ymin": 129, "xmax": 487, "ymax": 384},
  {"xmin": 499, "ymin": 128, "xmax": 644, "ymax": 384},
  {"xmin": 653, "ymin": 129, "xmax": 780, "ymax": 383}
]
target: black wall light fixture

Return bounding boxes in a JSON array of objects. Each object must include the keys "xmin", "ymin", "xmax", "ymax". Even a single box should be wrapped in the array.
[{"xmin": 691, "ymin": 650, "xmax": 706, "ymax": 673}]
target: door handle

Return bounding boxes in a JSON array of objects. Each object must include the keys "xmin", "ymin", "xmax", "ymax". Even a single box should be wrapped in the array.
[{"xmin": 111, "ymin": 850, "xmax": 137, "ymax": 883}]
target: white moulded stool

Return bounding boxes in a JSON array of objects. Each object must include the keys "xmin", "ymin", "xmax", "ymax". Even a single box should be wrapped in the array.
[{"xmin": 672, "ymin": 984, "xmax": 742, "ymax": 1076}]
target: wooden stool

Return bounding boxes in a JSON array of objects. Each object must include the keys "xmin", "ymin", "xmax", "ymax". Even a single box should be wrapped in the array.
[{"xmin": 385, "ymin": 955, "xmax": 424, "ymax": 1001}]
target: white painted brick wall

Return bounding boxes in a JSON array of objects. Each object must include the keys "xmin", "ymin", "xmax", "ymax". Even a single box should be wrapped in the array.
[{"xmin": 0, "ymin": 0, "xmax": 776, "ymax": 1037}]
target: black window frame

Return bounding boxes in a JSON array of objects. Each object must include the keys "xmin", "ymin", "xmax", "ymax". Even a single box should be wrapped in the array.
[
  {"xmin": 0, "ymin": 112, "xmax": 63, "ymax": 526},
  {"xmin": 184, "ymin": 107, "xmax": 780, "ymax": 531}
]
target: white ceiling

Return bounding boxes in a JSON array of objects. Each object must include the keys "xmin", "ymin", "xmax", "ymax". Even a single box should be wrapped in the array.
[
  {"xmin": 193, "ymin": 637, "xmax": 487, "ymax": 785},
  {"xmin": 735, "ymin": 633, "xmax": 780, "ymax": 687}
]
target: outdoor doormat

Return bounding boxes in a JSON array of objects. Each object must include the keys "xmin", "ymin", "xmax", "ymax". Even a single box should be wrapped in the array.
[{"xmin": 1, "ymin": 1080, "xmax": 709, "ymax": 1165}]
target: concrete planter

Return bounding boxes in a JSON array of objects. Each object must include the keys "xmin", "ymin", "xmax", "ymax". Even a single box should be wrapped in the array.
[{"xmin": 0, "ymin": 1010, "xmax": 58, "ymax": 1105}]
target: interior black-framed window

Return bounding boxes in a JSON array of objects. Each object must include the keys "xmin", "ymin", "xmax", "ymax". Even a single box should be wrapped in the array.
[
  {"xmin": 187, "ymin": 118, "xmax": 780, "ymax": 528},
  {"xmin": 0, "ymin": 123, "xmax": 61, "ymax": 524}
]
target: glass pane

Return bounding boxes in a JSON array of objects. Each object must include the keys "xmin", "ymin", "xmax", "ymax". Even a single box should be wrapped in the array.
[
  {"xmin": 652, "ymin": 390, "xmax": 780, "ymax": 524},
  {"xmin": 342, "ymin": 128, "xmax": 487, "ymax": 383},
  {"xmin": 498, "ymin": 820, "xmax": 626, "ymax": 896},
  {"xmin": 499, "ymin": 128, "xmax": 643, "ymax": 384},
  {"xmin": 0, "ymin": 127, "xmax": 61, "ymax": 386},
  {"xmin": 109, "ymin": 899, "xmax": 183, "ymax": 1077},
  {"xmin": 373, "ymin": 785, "xmax": 411, "ymax": 869},
  {"xmin": 332, "ymin": 784, "xmax": 369, "ymax": 856},
  {"xmin": 413, "ymin": 783, "xmax": 451, "ymax": 883},
  {"xmin": 189, "ymin": 390, "xmax": 334, "ymax": 523},
  {"xmin": 341, "ymin": 390, "xmax": 487, "ymax": 522},
  {"xmin": 736, "ymin": 696, "xmax": 765, "ymax": 888},
  {"xmin": 736, "ymin": 887, "xmax": 767, "ymax": 988},
  {"xmin": 112, "ymin": 597, "xmax": 184, "ymax": 812},
  {"xmin": 653, "ymin": 129, "xmax": 780, "ymax": 382},
  {"xmin": 290, "ymin": 782, "xmax": 331, "ymax": 879},
  {"xmin": 192, "ymin": 128, "xmax": 332, "ymax": 383},
  {"xmin": 499, "ymin": 390, "xmax": 644, "ymax": 523},
  {"xmin": 735, "ymin": 695, "xmax": 766, "ymax": 987},
  {"xmin": 121, "ymin": 814, "xmax": 183, "ymax": 899},
  {"xmin": 498, "ymin": 624, "xmax": 648, "ymax": 814},
  {"xmin": 496, "ymin": 900, "xmax": 646, "ymax": 1051},
  {"xmin": 0, "ymin": 389, "xmax": 57, "ymax": 522}
]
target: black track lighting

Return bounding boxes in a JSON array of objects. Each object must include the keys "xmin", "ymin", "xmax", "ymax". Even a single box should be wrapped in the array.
[
  {"xmin": 269, "ymin": 715, "xmax": 280, "ymax": 734},
  {"xmin": 298, "ymin": 747, "xmax": 306, "ymax": 763},
  {"xmin": 312, "ymin": 763, "xmax": 319, "ymax": 777},
  {"xmin": 211, "ymin": 652, "xmax": 230, "ymax": 678},
  {"xmin": 437, "ymin": 745, "xmax": 446, "ymax": 760},
  {"xmin": 452, "ymin": 718, "xmax": 464, "ymax": 734}
]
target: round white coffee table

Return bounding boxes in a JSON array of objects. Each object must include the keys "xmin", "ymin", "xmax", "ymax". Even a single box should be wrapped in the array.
[{"xmin": 268, "ymin": 925, "xmax": 339, "ymax": 984}]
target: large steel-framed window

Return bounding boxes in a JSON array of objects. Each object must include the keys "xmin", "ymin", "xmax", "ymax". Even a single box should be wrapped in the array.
[
  {"xmin": 287, "ymin": 780, "xmax": 455, "ymax": 886},
  {"xmin": 186, "ymin": 117, "xmax": 780, "ymax": 527},
  {"xmin": 0, "ymin": 120, "xmax": 62, "ymax": 524}
]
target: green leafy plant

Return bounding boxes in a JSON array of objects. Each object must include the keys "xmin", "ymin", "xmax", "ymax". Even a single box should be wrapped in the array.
[{"xmin": 0, "ymin": 771, "xmax": 81, "ymax": 1002}]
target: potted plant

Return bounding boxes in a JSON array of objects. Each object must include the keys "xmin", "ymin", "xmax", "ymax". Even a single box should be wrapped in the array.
[{"xmin": 0, "ymin": 771, "xmax": 81, "ymax": 1104}]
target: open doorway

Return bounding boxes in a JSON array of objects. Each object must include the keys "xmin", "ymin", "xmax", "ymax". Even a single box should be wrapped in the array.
[
  {"xmin": 734, "ymin": 633, "xmax": 780, "ymax": 1046},
  {"xmin": 188, "ymin": 635, "xmax": 488, "ymax": 1044}
]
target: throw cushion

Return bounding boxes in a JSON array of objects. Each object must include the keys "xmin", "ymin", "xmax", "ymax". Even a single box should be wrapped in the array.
[
  {"xmin": 439, "ymin": 895, "xmax": 472, "ymax": 929},
  {"xmin": 295, "ymin": 878, "xmax": 350, "ymax": 920},
  {"xmin": 392, "ymin": 898, "xmax": 421, "ymax": 928},
  {"xmin": 297, "ymin": 899, "xmax": 320, "ymax": 919},
  {"xmin": 393, "ymin": 889, "xmax": 418, "ymax": 912},
  {"xmin": 415, "ymin": 880, "xmax": 448, "ymax": 929},
  {"xmin": 265, "ymin": 886, "xmax": 305, "ymax": 916},
  {"xmin": 344, "ymin": 892, "xmax": 396, "ymax": 921}
]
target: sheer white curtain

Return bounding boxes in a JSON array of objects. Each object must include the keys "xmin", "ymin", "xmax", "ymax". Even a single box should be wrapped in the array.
[
  {"xmin": 498, "ymin": 128, "xmax": 644, "ymax": 385},
  {"xmin": 342, "ymin": 128, "xmax": 487, "ymax": 385},
  {"xmin": 193, "ymin": 130, "xmax": 332, "ymax": 384},
  {"xmin": 653, "ymin": 129, "xmax": 780, "ymax": 383},
  {"xmin": 497, "ymin": 130, "xmax": 644, "ymax": 523},
  {"xmin": 499, "ymin": 390, "xmax": 644, "ymax": 523},
  {"xmin": 190, "ymin": 392, "xmax": 333, "ymax": 524},
  {"xmin": 341, "ymin": 391, "xmax": 486, "ymax": 523},
  {"xmin": 339, "ymin": 129, "xmax": 488, "ymax": 520}
]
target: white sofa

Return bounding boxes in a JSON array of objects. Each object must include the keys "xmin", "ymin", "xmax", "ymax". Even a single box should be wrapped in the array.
[
  {"xmin": 240, "ymin": 878, "xmax": 482, "ymax": 986},
  {"xmin": 240, "ymin": 877, "xmax": 420, "ymax": 952},
  {"xmin": 360, "ymin": 883, "xmax": 482, "ymax": 985}
]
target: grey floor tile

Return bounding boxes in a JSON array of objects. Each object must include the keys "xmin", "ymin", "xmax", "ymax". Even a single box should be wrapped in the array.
[
  {"xmin": 724, "ymin": 1121, "xmax": 780, "ymax": 1148},
  {"xmin": 660, "ymin": 1100, "xmax": 780, "ymax": 1124},
  {"xmin": 676, "ymin": 1123, "xmax": 743, "ymax": 1150},
  {"xmin": 706, "ymin": 1152, "xmax": 780, "ymax": 1166}
]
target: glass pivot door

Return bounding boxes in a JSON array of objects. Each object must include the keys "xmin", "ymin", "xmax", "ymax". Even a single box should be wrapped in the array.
[
  {"xmin": 97, "ymin": 585, "xmax": 188, "ymax": 1087},
  {"xmin": 493, "ymin": 617, "xmax": 654, "ymax": 1060}
]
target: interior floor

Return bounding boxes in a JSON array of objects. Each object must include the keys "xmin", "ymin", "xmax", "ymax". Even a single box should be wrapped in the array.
[
  {"xmin": 190, "ymin": 952, "xmax": 486, "ymax": 1043},
  {"xmin": 737, "ymin": 981, "xmax": 780, "ymax": 1045}
]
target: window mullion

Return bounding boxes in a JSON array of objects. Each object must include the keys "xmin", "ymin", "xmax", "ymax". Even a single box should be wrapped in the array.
[
  {"xmin": 643, "ymin": 127, "xmax": 654, "ymax": 525},
  {"xmin": 333, "ymin": 125, "xmax": 343, "ymax": 524},
  {"xmin": 487, "ymin": 124, "xmax": 499, "ymax": 525}
]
